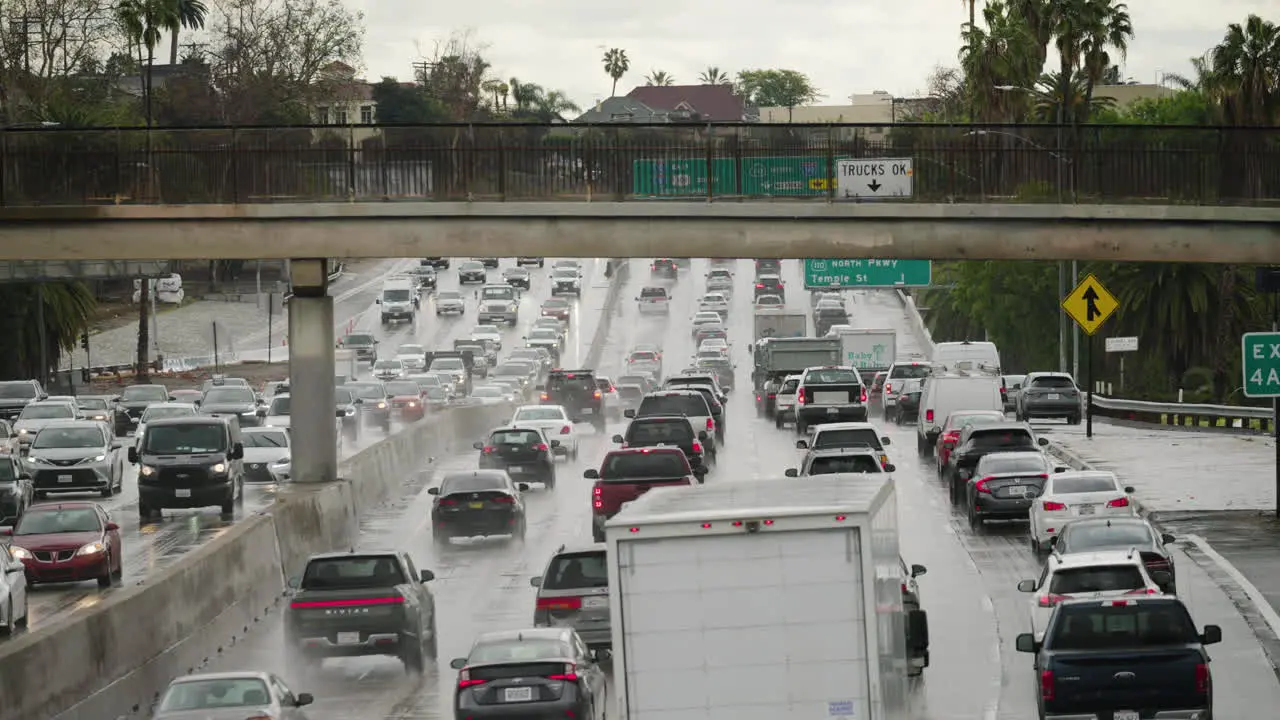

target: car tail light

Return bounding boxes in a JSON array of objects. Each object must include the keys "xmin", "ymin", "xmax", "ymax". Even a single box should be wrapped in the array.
[
  {"xmin": 1037, "ymin": 593, "xmax": 1068, "ymax": 608},
  {"xmin": 560, "ymin": 425, "xmax": 572, "ymax": 435},
  {"xmin": 797, "ymin": 391, "xmax": 806, "ymax": 405},
  {"xmin": 860, "ymin": 389, "xmax": 867, "ymax": 403},
  {"xmin": 1124, "ymin": 587, "xmax": 1158, "ymax": 596},
  {"xmin": 540, "ymin": 393, "xmax": 549, "ymax": 401},
  {"xmin": 925, "ymin": 409, "xmax": 934, "ymax": 423},
  {"xmin": 1107, "ymin": 497, "xmax": 1130, "ymax": 508},
  {"xmin": 593, "ymin": 485, "xmax": 603, "ymax": 509},
  {"xmin": 1195, "ymin": 663, "xmax": 1210, "ymax": 693},
  {"xmin": 885, "ymin": 382, "xmax": 893, "ymax": 394},
  {"xmin": 756, "ymin": 283, "xmax": 764, "ymax": 288},
  {"xmin": 1042, "ymin": 500, "xmax": 1067, "ymax": 511},
  {"xmin": 439, "ymin": 498, "xmax": 458, "ymax": 506},
  {"xmin": 482, "ymin": 445, "xmax": 496, "ymax": 453},
  {"xmin": 291, "ymin": 596, "xmax": 405, "ymax": 609},
  {"xmin": 536, "ymin": 596, "xmax": 582, "ymax": 611},
  {"xmin": 547, "ymin": 663, "xmax": 579, "ymax": 682},
  {"xmin": 594, "ymin": 390, "xmax": 602, "ymax": 399},
  {"xmin": 458, "ymin": 669, "xmax": 487, "ymax": 689},
  {"xmin": 492, "ymin": 495, "xmax": 516, "ymax": 504},
  {"xmin": 1040, "ymin": 670, "xmax": 1054, "ymax": 701},
  {"xmin": 900, "ymin": 582, "xmax": 908, "ymax": 593},
  {"xmin": 974, "ymin": 477, "xmax": 993, "ymax": 494},
  {"xmin": 536, "ymin": 443, "xmax": 549, "ymax": 451},
  {"xmin": 767, "ymin": 393, "xmax": 776, "ymax": 399},
  {"xmin": 691, "ymin": 442, "xmax": 702, "ymax": 454},
  {"xmin": 706, "ymin": 418, "xmax": 714, "ymax": 431}
]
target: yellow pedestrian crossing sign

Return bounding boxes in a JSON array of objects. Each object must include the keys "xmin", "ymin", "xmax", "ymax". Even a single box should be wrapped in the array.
[{"xmin": 1062, "ymin": 274, "xmax": 1118, "ymax": 336}]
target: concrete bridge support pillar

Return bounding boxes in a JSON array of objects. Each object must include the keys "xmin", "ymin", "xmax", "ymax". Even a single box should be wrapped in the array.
[{"xmin": 288, "ymin": 259, "xmax": 337, "ymax": 484}]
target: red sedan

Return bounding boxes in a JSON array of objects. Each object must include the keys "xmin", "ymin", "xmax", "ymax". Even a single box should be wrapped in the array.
[
  {"xmin": 384, "ymin": 380, "xmax": 427, "ymax": 421},
  {"xmin": 3, "ymin": 502, "xmax": 122, "ymax": 587},
  {"xmin": 541, "ymin": 298, "xmax": 572, "ymax": 322},
  {"xmin": 933, "ymin": 410, "xmax": 1007, "ymax": 475}
]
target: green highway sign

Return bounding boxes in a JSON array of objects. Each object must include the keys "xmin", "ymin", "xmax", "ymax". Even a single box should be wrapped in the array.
[
  {"xmin": 632, "ymin": 156, "xmax": 843, "ymax": 197},
  {"xmin": 803, "ymin": 259, "xmax": 933, "ymax": 289},
  {"xmin": 1242, "ymin": 332, "xmax": 1280, "ymax": 398}
]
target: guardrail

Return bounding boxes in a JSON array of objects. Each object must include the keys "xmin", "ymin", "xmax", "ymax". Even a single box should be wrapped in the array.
[{"xmin": 890, "ymin": 288, "xmax": 1274, "ymax": 433}]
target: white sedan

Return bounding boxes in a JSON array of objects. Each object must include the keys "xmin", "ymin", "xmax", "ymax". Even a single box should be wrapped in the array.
[
  {"xmin": 471, "ymin": 324, "xmax": 503, "ymax": 350},
  {"xmin": 698, "ymin": 292, "xmax": 730, "ymax": 317},
  {"xmin": 395, "ymin": 344, "xmax": 427, "ymax": 371},
  {"xmin": 754, "ymin": 294, "xmax": 784, "ymax": 309},
  {"xmin": 510, "ymin": 404, "xmax": 579, "ymax": 460},
  {"xmin": 1029, "ymin": 470, "xmax": 1137, "ymax": 551},
  {"xmin": 698, "ymin": 338, "xmax": 729, "ymax": 356}
]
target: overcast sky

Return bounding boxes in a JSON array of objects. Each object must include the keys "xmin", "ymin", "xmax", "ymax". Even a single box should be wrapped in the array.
[{"xmin": 347, "ymin": 1, "xmax": 1269, "ymax": 107}]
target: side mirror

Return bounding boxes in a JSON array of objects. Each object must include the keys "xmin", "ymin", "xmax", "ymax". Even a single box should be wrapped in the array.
[
  {"xmin": 127, "ymin": 447, "xmax": 139, "ymax": 464},
  {"xmin": 105, "ymin": 522, "xmax": 119, "ymax": 531},
  {"xmin": 472, "ymin": 441, "xmax": 485, "ymax": 450},
  {"xmin": 256, "ymin": 408, "xmax": 267, "ymax": 417},
  {"xmin": 1012, "ymin": 384, "xmax": 1022, "ymax": 390},
  {"xmin": 1201, "ymin": 624, "xmax": 1222, "ymax": 645},
  {"xmin": 1054, "ymin": 466, "xmax": 1068, "ymax": 473},
  {"xmin": 427, "ymin": 487, "xmax": 440, "ymax": 495},
  {"xmin": 374, "ymin": 298, "xmax": 381, "ymax": 304},
  {"xmin": 1014, "ymin": 633, "xmax": 1038, "ymax": 653},
  {"xmin": 111, "ymin": 396, "xmax": 121, "ymax": 403},
  {"xmin": 698, "ymin": 430, "xmax": 709, "ymax": 440},
  {"xmin": 295, "ymin": 693, "xmax": 314, "ymax": 707},
  {"xmin": 18, "ymin": 473, "xmax": 29, "ymax": 481},
  {"xmin": 880, "ymin": 436, "xmax": 891, "ymax": 445},
  {"xmin": 1161, "ymin": 533, "xmax": 1176, "ymax": 544},
  {"xmin": 530, "ymin": 576, "xmax": 543, "ymax": 587},
  {"xmin": 287, "ymin": 575, "xmax": 300, "ymax": 589},
  {"xmin": 584, "ymin": 469, "xmax": 600, "ymax": 479},
  {"xmin": 1017, "ymin": 579, "xmax": 1036, "ymax": 592},
  {"xmin": 883, "ymin": 464, "xmax": 897, "ymax": 473},
  {"xmin": 1124, "ymin": 486, "xmax": 1135, "ymax": 494},
  {"xmin": 784, "ymin": 468, "xmax": 798, "ymax": 477},
  {"xmin": 337, "ymin": 409, "xmax": 346, "ymax": 418},
  {"xmin": 168, "ymin": 395, "xmax": 177, "ymax": 401},
  {"xmin": 1150, "ymin": 570, "xmax": 1173, "ymax": 586},
  {"xmin": 111, "ymin": 439, "xmax": 124, "ymax": 449},
  {"xmin": 449, "ymin": 658, "xmax": 468, "ymax": 670},
  {"xmin": 1037, "ymin": 437, "xmax": 1049, "ymax": 446},
  {"xmin": 549, "ymin": 440, "xmax": 561, "ymax": 448},
  {"xmin": 1049, "ymin": 535, "xmax": 1059, "ymax": 546},
  {"xmin": 192, "ymin": 399, "xmax": 201, "ymax": 407},
  {"xmin": 910, "ymin": 563, "xmax": 927, "ymax": 577},
  {"xmin": 610, "ymin": 435, "xmax": 623, "ymax": 444},
  {"xmin": 419, "ymin": 569, "xmax": 435, "ymax": 583},
  {"xmin": 231, "ymin": 443, "xmax": 244, "ymax": 460},
  {"xmin": 795, "ymin": 440, "xmax": 808, "ymax": 449},
  {"xmin": 623, "ymin": 409, "xmax": 636, "ymax": 419},
  {"xmin": 517, "ymin": 482, "xmax": 530, "ymax": 491}
]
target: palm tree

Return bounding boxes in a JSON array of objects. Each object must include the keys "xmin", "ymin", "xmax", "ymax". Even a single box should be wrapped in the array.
[
  {"xmin": 602, "ymin": 48, "xmax": 629, "ymax": 97},
  {"xmin": 962, "ymin": 0, "xmax": 976, "ymax": 35},
  {"xmin": 699, "ymin": 67, "xmax": 729, "ymax": 85},
  {"xmin": 959, "ymin": 1, "xmax": 1039, "ymax": 120},
  {"xmin": 116, "ymin": 0, "xmax": 177, "ymax": 125},
  {"xmin": 1209, "ymin": 14, "xmax": 1280, "ymax": 126},
  {"xmin": 167, "ymin": 0, "xmax": 208, "ymax": 64},
  {"xmin": 1077, "ymin": 0, "xmax": 1133, "ymax": 121},
  {"xmin": 480, "ymin": 79, "xmax": 507, "ymax": 111},
  {"xmin": 644, "ymin": 70, "xmax": 674, "ymax": 86}
]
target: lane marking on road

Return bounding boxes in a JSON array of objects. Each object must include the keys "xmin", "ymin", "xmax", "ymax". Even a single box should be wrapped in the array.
[
  {"xmin": 980, "ymin": 592, "xmax": 1001, "ymax": 720},
  {"xmin": 1185, "ymin": 532, "xmax": 1280, "ymax": 641}
]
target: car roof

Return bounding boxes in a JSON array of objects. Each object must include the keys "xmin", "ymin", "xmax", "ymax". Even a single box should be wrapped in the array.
[
  {"xmin": 169, "ymin": 671, "xmax": 272, "ymax": 684},
  {"xmin": 978, "ymin": 450, "xmax": 1045, "ymax": 462},
  {"xmin": 28, "ymin": 399, "xmax": 75, "ymax": 406},
  {"xmin": 608, "ymin": 446, "xmax": 686, "ymax": 456},
  {"xmin": 813, "ymin": 422, "xmax": 878, "ymax": 432},
  {"xmin": 1051, "ymin": 470, "xmax": 1119, "ymax": 482},
  {"xmin": 1050, "ymin": 550, "xmax": 1144, "ymax": 568},
  {"xmin": 1028, "ymin": 371, "xmax": 1074, "ymax": 379},
  {"xmin": 964, "ymin": 421, "xmax": 1033, "ymax": 433},
  {"xmin": 473, "ymin": 627, "xmax": 572, "ymax": 646},
  {"xmin": 552, "ymin": 541, "xmax": 607, "ymax": 556},
  {"xmin": 645, "ymin": 389, "xmax": 703, "ymax": 398},
  {"xmin": 27, "ymin": 500, "xmax": 99, "ymax": 511},
  {"xmin": 515, "ymin": 404, "xmax": 565, "ymax": 412},
  {"xmin": 1062, "ymin": 516, "xmax": 1152, "ymax": 531},
  {"xmin": 144, "ymin": 402, "xmax": 197, "ymax": 410},
  {"xmin": 308, "ymin": 549, "xmax": 400, "ymax": 561},
  {"xmin": 808, "ymin": 447, "xmax": 880, "ymax": 457},
  {"xmin": 630, "ymin": 414, "xmax": 694, "ymax": 424},
  {"xmin": 490, "ymin": 426, "xmax": 545, "ymax": 434},
  {"xmin": 148, "ymin": 416, "xmax": 228, "ymax": 427},
  {"xmin": 243, "ymin": 425, "xmax": 288, "ymax": 434}
]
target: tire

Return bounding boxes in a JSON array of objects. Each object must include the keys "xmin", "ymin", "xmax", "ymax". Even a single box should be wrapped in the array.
[
  {"xmin": 967, "ymin": 502, "xmax": 981, "ymax": 529},
  {"xmin": 592, "ymin": 526, "xmax": 604, "ymax": 543},
  {"xmin": 570, "ymin": 446, "xmax": 579, "ymax": 461},
  {"xmin": 916, "ymin": 436, "xmax": 928, "ymax": 458},
  {"xmin": 516, "ymin": 519, "xmax": 527, "ymax": 541},
  {"xmin": 544, "ymin": 471, "xmax": 556, "ymax": 489},
  {"xmin": 775, "ymin": 414, "xmax": 783, "ymax": 429},
  {"xmin": 221, "ymin": 494, "xmax": 235, "ymax": 516},
  {"xmin": 1030, "ymin": 535, "xmax": 1042, "ymax": 553},
  {"xmin": 425, "ymin": 625, "xmax": 438, "ymax": 659},
  {"xmin": 97, "ymin": 555, "xmax": 113, "ymax": 588},
  {"xmin": 433, "ymin": 531, "xmax": 449, "ymax": 549},
  {"xmin": 15, "ymin": 596, "xmax": 27, "ymax": 628},
  {"xmin": 0, "ymin": 597, "xmax": 11, "ymax": 636},
  {"xmin": 401, "ymin": 638, "xmax": 425, "ymax": 674},
  {"xmin": 100, "ymin": 481, "xmax": 114, "ymax": 498},
  {"xmin": 1069, "ymin": 415, "xmax": 1081, "ymax": 425}
]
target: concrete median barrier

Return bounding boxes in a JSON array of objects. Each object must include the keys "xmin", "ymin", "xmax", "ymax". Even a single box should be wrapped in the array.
[{"xmin": 6, "ymin": 402, "xmax": 513, "ymax": 720}]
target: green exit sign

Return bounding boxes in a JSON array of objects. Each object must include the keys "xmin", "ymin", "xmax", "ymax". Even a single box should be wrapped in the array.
[
  {"xmin": 803, "ymin": 259, "xmax": 932, "ymax": 289},
  {"xmin": 1242, "ymin": 332, "xmax": 1280, "ymax": 397}
]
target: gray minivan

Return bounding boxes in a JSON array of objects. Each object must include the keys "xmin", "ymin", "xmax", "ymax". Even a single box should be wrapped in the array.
[
  {"xmin": 129, "ymin": 415, "xmax": 245, "ymax": 520},
  {"xmin": 530, "ymin": 542, "xmax": 610, "ymax": 654}
]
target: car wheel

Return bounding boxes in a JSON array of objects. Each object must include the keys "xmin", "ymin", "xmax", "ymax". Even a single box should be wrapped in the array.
[
  {"xmin": 592, "ymin": 526, "xmax": 604, "ymax": 543},
  {"xmin": 967, "ymin": 502, "xmax": 981, "ymax": 529},
  {"xmin": 401, "ymin": 638, "xmax": 425, "ymax": 673},
  {"xmin": 0, "ymin": 596, "xmax": 10, "ymax": 636},
  {"xmin": 100, "ymin": 481, "xmax": 114, "ymax": 498},
  {"xmin": 220, "ymin": 495, "xmax": 235, "ymax": 516},
  {"xmin": 544, "ymin": 471, "xmax": 556, "ymax": 489},
  {"xmin": 1030, "ymin": 535, "xmax": 1041, "ymax": 553},
  {"xmin": 15, "ymin": 594, "xmax": 27, "ymax": 628},
  {"xmin": 425, "ymin": 624, "xmax": 438, "ymax": 658},
  {"xmin": 97, "ymin": 555, "xmax": 113, "ymax": 588},
  {"xmin": 774, "ymin": 414, "xmax": 783, "ymax": 429}
]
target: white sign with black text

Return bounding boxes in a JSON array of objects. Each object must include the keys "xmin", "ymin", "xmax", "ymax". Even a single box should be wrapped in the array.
[
  {"xmin": 1105, "ymin": 336, "xmax": 1139, "ymax": 353},
  {"xmin": 836, "ymin": 157, "xmax": 914, "ymax": 199}
]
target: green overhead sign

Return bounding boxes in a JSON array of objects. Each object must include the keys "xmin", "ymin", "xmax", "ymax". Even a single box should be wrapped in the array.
[
  {"xmin": 803, "ymin": 259, "xmax": 933, "ymax": 288},
  {"xmin": 632, "ymin": 156, "xmax": 843, "ymax": 197}
]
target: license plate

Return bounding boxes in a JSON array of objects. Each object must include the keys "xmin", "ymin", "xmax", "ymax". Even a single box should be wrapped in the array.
[
  {"xmin": 251, "ymin": 464, "xmax": 262, "ymax": 469},
  {"xmin": 581, "ymin": 408, "xmax": 594, "ymax": 415},
  {"xmin": 57, "ymin": 474, "xmax": 73, "ymax": 483},
  {"xmin": 175, "ymin": 488, "xmax": 192, "ymax": 498},
  {"xmin": 827, "ymin": 407, "xmax": 839, "ymax": 415},
  {"xmin": 1048, "ymin": 393, "xmax": 1060, "ymax": 400},
  {"xmin": 469, "ymin": 502, "xmax": 484, "ymax": 509},
  {"xmin": 504, "ymin": 687, "xmax": 533, "ymax": 703},
  {"xmin": 336, "ymin": 631, "xmax": 361, "ymax": 645},
  {"xmin": 1078, "ymin": 504, "xmax": 1095, "ymax": 515},
  {"xmin": 583, "ymin": 596, "xmax": 609, "ymax": 609},
  {"xmin": 508, "ymin": 466, "xmax": 524, "ymax": 473},
  {"xmin": 1114, "ymin": 712, "xmax": 1138, "ymax": 720},
  {"xmin": 1006, "ymin": 486, "xmax": 1028, "ymax": 497}
]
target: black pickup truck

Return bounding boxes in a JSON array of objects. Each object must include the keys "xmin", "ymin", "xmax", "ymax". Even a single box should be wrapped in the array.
[
  {"xmin": 1016, "ymin": 596, "xmax": 1219, "ymax": 720},
  {"xmin": 287, "ymin": 551, "xmax": 439, "ymax": 672}
]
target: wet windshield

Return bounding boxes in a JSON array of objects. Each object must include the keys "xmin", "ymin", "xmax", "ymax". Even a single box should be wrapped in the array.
[
  {"xmin": 441, "ymin": 473, "xmax": 508, "ymax": 494},
  {"xmin": 398, "ymin": 345, "xmax": 424, "ymax": 355},
  {"xmin": 77, "ymin": 398, "xmax": 108, "ymax": 410},
  {"xmin": 383, "ymin": 289, "xmax": 412, "ymax": 302},
  {"xmin": 970, "ymin": 430, "xmax": 1035, "ymax": 449},
  {"xmin": 980, "ymin": 454, "xmax": 1047, "ymax": 474},
  {"xmin": 483, "ymin": 287, "xmax": 515, "ymax": 299},
  {"xmin": 813, "ymin": 428, "xmax": 881, "ymax": 450},
  {"xmin": 891, "ymin": 365, "xmax": 931, "ymax": 380},
  {"xmin": 385, "ymin": 381, "xmax": 420, "ymax": 396},
  {"xmin": 513, "ymin": 408, "xmax": 567, "ymax": 422},
  {"xmin": 346, "ymin": 385, "xmax": 386, "ymax": 401},
  {"xmin": 629, "ymin": 420, "xmax": 693, "ymax": 443},
  {"xmin": 1061, "ymin": 523, "xmax": 1153, "ymax": 551},
  {"xmin": 638, "ymin": 395, "xmax": 707, "ymax": 416},
  {"xmin": 542, "ymin": 552, "xmax": 608, "ymax": 590},
  {"xmin": 430, "ymin": 359, "xmax": 464, "ymax": 371},
  {"xmin": 1048, "ymin": 565, "xmax": 1145, "ymax": 594},
  {"xmin": 343, "ymin": 334, "xmax": 375, "ymax": 345},
  {"xmin": 0, "ymin": 383, "xmax": 35, "ymax": 399},
  {"xmin": 1049, "ymin": 604, "xmax": 1198, "ymax": 650},
  {"xmin": 1051, "ymin": 475, "xmax": 1120, "ymax": 494},
  {"xmin": 122, "ymin": 386, "xmax": 168, "ymax": 402},
  {"xmin": 301, "ymin": 555, "xmax": 406, "ymax": 590},
  {"xmin": 143, "ymin": 424, "xmax": 227, "ymax": 454},
  {"xmin": 1032, "ymin": 376, "xmax": 1077, "ymax": 389},
  {"xmin": 603, "ymin": 452, "xmax": 687, "ymax": 477},
  {"xmin": 31, "ymin": 427, "xmax": 103, "ymax": 449},
  {"xmin": 267, "ymin": 397, "xmax": 290, "ymax": 415},
  {"xmin": 807, "ymin": 455, "xmax": 882, "ymax": 474},
  {"xmin": 490, "ymin": 430, "xmax": 542, "ymax": 445},
  {"xmin": 202, "ymin": 388, "xmax": 254, "ymax": 404},
  {"xmin": 470, "ymin": 639, "xmax": 567, "ymax": 664},
  {"xmin": 19, "ymin": 404, "xmax": 75, "ymax": 420},
  {"xmin": 15, "ymin": 507, "xmax": 101, "ymax": 535},
  {"xmin": 473, "ymin": 387, "xmax": 504, "ymax": 397},
  {"xmin": 243, "ymin": 431, "xmax": 288, "ymax": 448},
  {"xmin": 158, "ymin": 677, "xmax": 272, "ymax": 711},
  {"xmin": 142, "ymin": 406, "xmax": 196, "ymax": 422}
]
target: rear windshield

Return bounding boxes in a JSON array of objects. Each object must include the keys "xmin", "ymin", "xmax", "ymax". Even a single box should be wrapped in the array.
[
  {"xmin": 603, "ymin": 451, "xmax": 688, "ymax": 478},
  {"xmin": 542, "ymin": 552, "xmax": 608, "ymax": 590},
  {"xmin": 970, "ymin": 430, "xmax": 1035, "ymax": 448},
  {"xmin": 203, "ymin": 388, "xmax": 254, "ymax": 404},
  {"xmin": 1049, "ymin": 603, "xmax": 1199, "ymax": 650},
  {"xmin": 618, "ymin": 386, "xmax": 644, "ymax": 399},
  {"xmin": 158, "ymin": 678, "xmax": 272, "ymax": 712},
  {"xmin": 0, "ymin": 383, "xmax": 35, "ymax": 399},
  {"xmin": 549, "ymin": 375, "xmax": 595, "ymax": 393},
  {"xmin": 1052, "ymin": 475, "xmax": 1119, "ymax": 493},
  {"xmin": 122, "ymin": 386, "xmax": 169, "ymax": 401},
  {"xmin": 890, "ymin": 365, "xmax": 931, "ymax": 380},
  {"xmin": 383, "ymin": 289, "xmax": 412, "ymax": 302},
  {"xmin": 490, "ymin": 430, "xmax": 542, "ymax": 445},
  {"xmin": 628, "ymin": 420, "xmax": 694, "ymax": 443},
  {"xmin": 346, "ymin": 384, "xmax": 385, "ymax": 401},
  {"xmin": 812, "ymin": 428, "xmax": 882, "ymax": 450},
  {"xmin": 267, "ymin": 397, "xmax": 290, "ymax": 415},
  {"xmin": 806, "ymin": 369, "xmax": 861, "ymax": 384},
  {"xmin": 1062, "ymin": 523, "xmax": 1153, "ymax": 551},
  {"xmin": 629, "ymin": 352, "xmax": 658, "ymax": 362},
  {"xmin": 808, "ymin": 455, "xmax": 882, "ymax": 475},
  {"xmin": 780, "ymin": 379, "xmax": 800, "ymax": 393},
  {"xmin": 1049, "ymin": 565, "xmax": 1145, "ymax": 594},
  {"xmin": 947, "ymin": 412, "xmax": 1002, "ymax": 429},
  {"xmin": 385, "ymin": 381, "xmax": 421, "ymax": 396},
  {"xmin": 638, "ymin": 394, "xmax": 708, "ymax": 417},
  {"xmin": 441, "ymin": 473, "xmax": 508, "ymax": 494},
  {"xmin": 1032, "ymin": 376, "xmax": 1077, "ymax": 389},
  {"xmin": 980, "ymin": 454, "xmax": 1046, "ymax": 474},
  {"xmin": 302, "ymin": 556, "xmax": 406, "ymax": 590},
  {"xmin": 641, "ymin": 288, "xmax": 667, "ymax": 298},
  {"xmin": 344, "ymin": 334, "xmax": 375, "ymax": 345}
]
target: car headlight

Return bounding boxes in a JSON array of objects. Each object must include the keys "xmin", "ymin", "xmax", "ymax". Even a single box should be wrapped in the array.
[
  {"xmin": 26, "ymin": 456, "xmax": 47, "ymax": 465},
  {"xmin": 240, "ymin": 411, "xmax": 256, "ymax": 417},
  {"xmin": 89, "ymin": 454, "xmax": 106, "ymax": 463},
  {"xmin": 18, "ymin": 428, "xmax": 28, "ymax": 435},
  {"xmin": 407, "ymin": 401, "xmax": 418, "ymax": 408},
  {"xmin": 210, "ymin": 462, "xmax": 227, "ymax": 473},
  {"xmin": 377, "ymin": 402, "xmax": 387, "ymax": 409},
  {"xmin": 139, "ymin": 465, "xmax": 156, "ymax": 477},
  {"xmin": 91, "ymin": 414, "xmax": 106, "ymax": 421},
  {"xmin": 344, "ymin": 408, "xmax": 356, "ymax": 417},
  {"xmin": 9, "ymin": 546, "xmax": 31, "ymax": 560},
  {"xmin": 76, "ymin": 541, "xmax": 106, "ymax": 556},
  {"xmin": 271, "ymin": 457, "xmax": 291, "ymax": 467}
]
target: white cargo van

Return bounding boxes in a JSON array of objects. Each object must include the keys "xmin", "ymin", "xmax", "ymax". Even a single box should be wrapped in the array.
[
  {"xmin": 606, "ymin": 475, "xmax": 912, "ymax": 720},
  {"xmin": 915, "ymin": 370, "xmax": 1004, "ymax": 456},
  {"xmin": 933, "ymin": 340, "xmax": 1001, "ymax": 371}
]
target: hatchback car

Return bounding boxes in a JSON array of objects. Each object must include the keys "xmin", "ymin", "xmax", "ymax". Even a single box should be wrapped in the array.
[
  {"xmin": 449, "ymin": 627, "xmax": 608, "ymax": 720},
  {"xmin": 152, "ymin": 671, "xmax": 313, "ymax": 719},
  {"xmin": 475, "ymin": 427, "xmax": 558, "ymax": 488},
  {"xmin": 1017, "ymin": 549, "xmax": 1169, "ymax": 640},
  {"xmin": 530, "ymin": 543, "xmax": 610, "ymax": 651},
  {"xmin": 1050, "ymin": 516, "xmax": 1178, "ymax": 593},
  {"xmin": 4, "ymin": 501, "xmax": 122, "ymax": 587}
]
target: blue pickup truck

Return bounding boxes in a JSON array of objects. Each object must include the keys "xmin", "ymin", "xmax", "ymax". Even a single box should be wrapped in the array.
[{"xmin": 1016, "ymin": 596, "xmax": 1219, "ymax": 720}]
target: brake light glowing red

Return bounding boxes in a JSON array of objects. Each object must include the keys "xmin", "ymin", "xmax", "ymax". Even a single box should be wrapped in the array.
[
  {"xmin": 691, "ymin": 442, "xmax": 702, "ymax": 453},
  {"xmin": 547, "ymin": 663, "xmax": 579, "ymax": 682},
  {"xmin": 1124, "ymin": 587, "xmax": 1158, "ymax": 596},
  {"xmin": 755, "ymin": 283, "xmax": 763, "ymax": 288},
  {"xmin": 537, "ymin": 596, "xmax": 582, "ymax": 611},
  {"xmin": 1106, "ymin": 497, "xmax": 1130, "ymax": 508},
  {"xmin": 593, "ymin": 390, "xmax": 601, "ymax": 399},
  {"xmin": 458, "ymin": 672, "xmax": 487, "ymax": 689},
  {"xmin": 536, "ymin": 443, "xmax": 549, "ymax": 451},
  {"xmin": 291, "ymin": 596, "xmax": 404, "ymax": 609},
  {"xmin": 860, "ymin": 389, "xmax": 867, "ymax": 403},
  {"xmin": 482, "ymin": 446, "xmax": 496, "ymax": 453},
  {"xmin": 797, "ymin": 392, "xmax": 806, "ymax": 405},
  {"xmin": 706, "ymin": 418, "xmax": 714, "ymax": 431},
  {"xmin": 1038, "ymin": 593, "xmax": 1068, "ymax": 608},
  {"xmin": 492, "ymin": 495, "xmax": 515, "ymax": 504},
  {"xmin": 884, "ymin": 382, "xmax": 893, "ymax": 394},
  {"xmin": 925, "ymin": 409, "xmax": 933, "ymax": 422},
  {"xmin": 560, "ymin": 425, "xmax": 572, "ymax": 434},
  {"xmin": 1040, "ymin": 670, "xmax": 1054, "ymax": 701},
  {"xmin": 439, "ymin": 498, "xmax": 457, "ymax": 506},
  {"xmin": 701, "ymin": 523, "xmax": 712, "ymax": 528},
  {"xmin": 1043, "ymin": 501, "xmax": 1067, "ymax": 511},
  {"xmin": 593, "ymin": 485, "xmax": 603, "ymax": 509},
  {"xmin": 974, "ymin": 477, "xmax": 993, "ymax": 494},
  {"xmin": 540, "ymin": 393, "xmax": 549, "ymax": 401},
  {"xmin": 1195, "ymin": 663, "xmax": 1210, "ymax": 693}
]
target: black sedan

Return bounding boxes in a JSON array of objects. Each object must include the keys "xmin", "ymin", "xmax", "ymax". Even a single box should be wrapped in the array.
[
  {"xmin": 475, "ymin": 427, "xmax": 558, "ymax": 488},
  {"xmin": 429, "ymin": 470, "xmax": 528, "ymax": 546},
  {"xmin": 450, "ymin": 627, "xmax": 607, "ymax": 720}
]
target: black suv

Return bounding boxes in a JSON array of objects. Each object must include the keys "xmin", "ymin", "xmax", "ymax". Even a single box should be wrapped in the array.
[
  {"xmin": 612, "ymin": 415, "xmax": 709, "ymax": 473},
  {"xmin": 540, "ymin": 370, "xmax": 605, "ymax": 431},
  {"xmin": 944, "ymin": 422, "xmax": 1048, "ymax": 502},
  {"xmin": 794, "ymin": 366, "xmax": 867, "ymax": 433},
  {"xmin": 475, "ymin": 426, "xmax": 558, "ymax": 488},
  {"xmin": 129, "ymin": 416, "xmax": 245, "ymax": 519},
  {"xmin": 650, "ymin": 259, "xmax": 678, "ymax": 279},
  {"xmin": 421, "ymin": 257, "xmax": 450, "ymax": 268},
  {"xmin": 1016, "ymin": 596, "xmax": 1218, "ymax": 720},
  {"xmin": 754, "ymin": 273, "xmax": 786, "ymax": 301}
]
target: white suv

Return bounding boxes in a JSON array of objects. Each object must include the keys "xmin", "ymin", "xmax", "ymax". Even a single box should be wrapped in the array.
[
  {"xmin": 772, "ymin": 375, "xmax": 802, "ymax": 429},
  {"xmin": 1017, "ymin": 550, "xmax": 1169, "ymax": 640}
]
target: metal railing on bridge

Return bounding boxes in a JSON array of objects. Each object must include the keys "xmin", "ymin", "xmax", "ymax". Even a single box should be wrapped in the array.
[{"xmin": 0, "ymin": 122, "xmax": 1277, "ymax": 206}]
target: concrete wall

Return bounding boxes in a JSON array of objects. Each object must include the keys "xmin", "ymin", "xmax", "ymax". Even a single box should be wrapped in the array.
[
  {"xmin": 0, "ymin": 203, "xmax": 1277, "ymax": 263},
  {"xmin": 0, "ymin": 402, "xmax": 513, "ymax": 720}
]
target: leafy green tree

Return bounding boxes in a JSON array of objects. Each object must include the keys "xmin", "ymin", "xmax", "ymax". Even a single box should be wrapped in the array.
[
  {"xmin": 371, "ymin": 78, "xmax": 447, "ymax": 123},
  {"xmin": 168, "ymin": 0, "xmax": 209, "ymax": 64},
  {"xmin": 734, "ymin": 69, "xmax": 820, "ymax": 119},
  {"xmin": 644, "ymin": 70, "xmax": 674, "ymax": 86},
  {"xmin": 699, "ymin": 67, "xmax": 730, "ymax": 85}
]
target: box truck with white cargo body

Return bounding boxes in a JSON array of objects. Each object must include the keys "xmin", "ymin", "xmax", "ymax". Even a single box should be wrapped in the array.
[
  {"xmin": 605, "ymin": 476, "xmax": 914, "ymax": 720},
  {"xmin": 831, "ymin": 329, "xmax": 897, "ymax": 378},
  {"xmin": 753, "ymin": 310, "xmax": 808, "ymax": 341}
]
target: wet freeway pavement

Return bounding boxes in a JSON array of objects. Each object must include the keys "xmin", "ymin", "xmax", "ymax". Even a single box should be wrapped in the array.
[
  {"xmin": 123, "ymin": 260, "xmax": 1280, "ymax": 719},
  {"xmin": 14, "ymin": 256, "xmax": 607, "ymax": 643}
]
